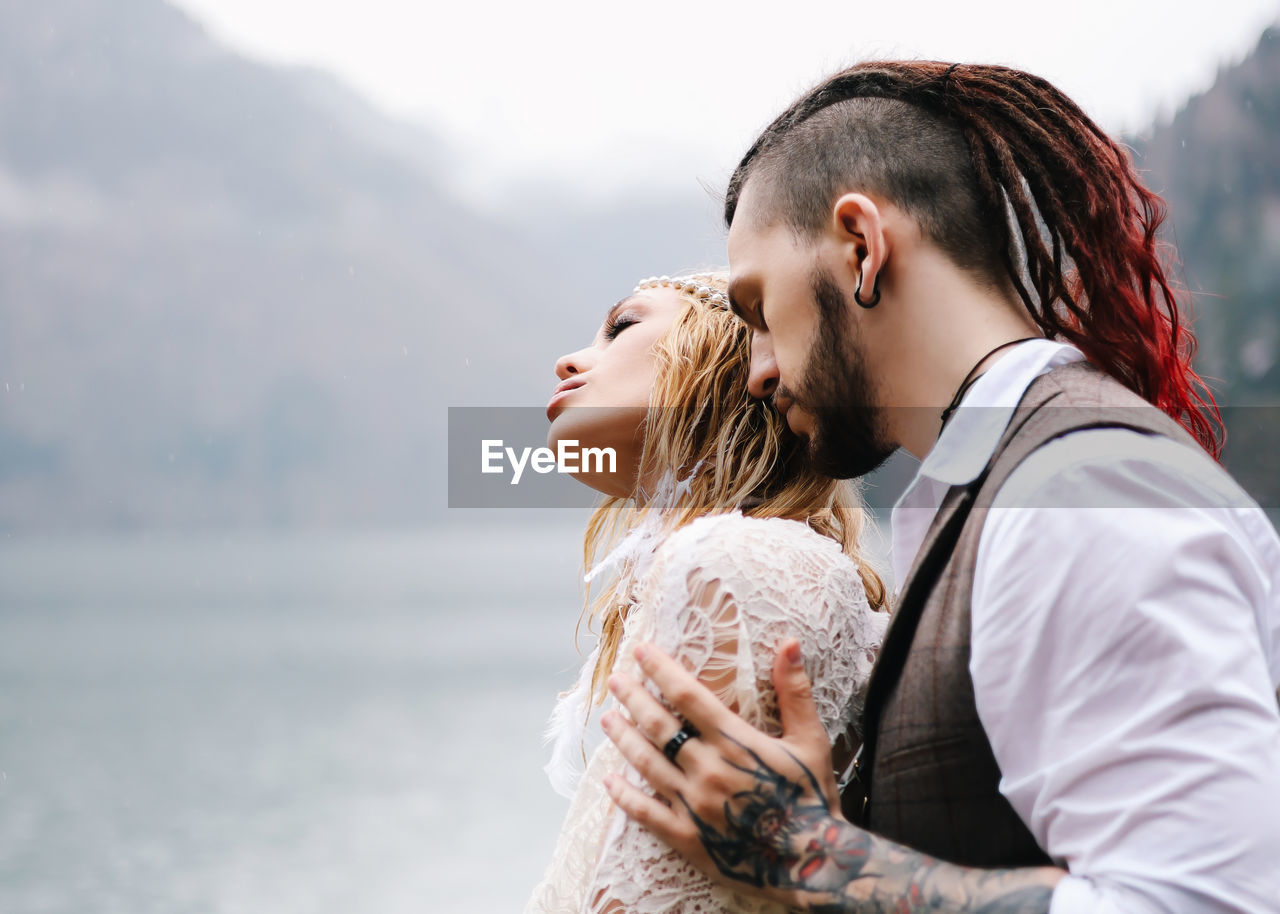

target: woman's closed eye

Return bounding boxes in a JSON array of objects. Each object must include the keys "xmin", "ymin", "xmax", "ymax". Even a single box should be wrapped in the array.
[{"xmin": 602, "ymin": 313, "xmax": 639, "ymax": 341}]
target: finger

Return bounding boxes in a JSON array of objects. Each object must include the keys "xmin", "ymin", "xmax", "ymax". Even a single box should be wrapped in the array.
[
  {"xmin": 772, "ymin": 638, "xmax": 830, "ymax": 750},
  {"xmin": 607, "ymin": 670, "xmax": 684, "ymax": 746},
  {"xmin": 606, "ymin": 672, "xmax": 720, "ymax": 775},
  {"xmin": 631, "ymin": 643, "xmax": 738, "ymax": 738},
  {"xmin": 601, "ymin": 709, "xmax": 687, "ymax": 798},
  {"xmin": 602, "ymin": 771, "xmax": 697, "ymax": 851}
]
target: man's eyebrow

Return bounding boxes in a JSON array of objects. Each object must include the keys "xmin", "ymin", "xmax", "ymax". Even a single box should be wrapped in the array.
[
  {"xmin": 726, "ymin": 281, "xmax": 747, "ymax": 319},
  {"xmin": 726, "ymin": 280, "xmax": 758, "ymax": 325}
]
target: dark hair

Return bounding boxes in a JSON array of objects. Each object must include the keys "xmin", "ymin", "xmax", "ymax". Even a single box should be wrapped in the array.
[{"xmin": 726, "ymin": 60, "xmax": 1222, "ymax": 457}]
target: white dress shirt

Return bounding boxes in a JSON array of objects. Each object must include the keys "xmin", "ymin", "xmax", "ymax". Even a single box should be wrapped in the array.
[{"xmin": 890, "ymin": 340, "xmax": 1280, "ymax": 913}]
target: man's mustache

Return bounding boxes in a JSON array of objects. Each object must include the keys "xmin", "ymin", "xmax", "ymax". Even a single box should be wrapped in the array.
[{"xmin": 772, "ymin": 383, "xmax": 800, "ymax": 410}]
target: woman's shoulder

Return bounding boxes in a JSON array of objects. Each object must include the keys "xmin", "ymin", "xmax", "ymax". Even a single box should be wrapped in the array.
[
  {"xmin": 640, "ymin": 511, "xmax": 881, "ymax": 666},
  {"xmin": 664, "ymin": 509, "xmax": 842, "ymax": 549},
  {"xmin": 655, "ymin": 511, "xmax": 857, "ymax": 583}
]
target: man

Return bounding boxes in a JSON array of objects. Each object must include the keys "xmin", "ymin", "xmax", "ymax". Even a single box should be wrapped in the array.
[{"xmin": 599, "ymin": 61, "xmax": 1280, "ymax": 912}]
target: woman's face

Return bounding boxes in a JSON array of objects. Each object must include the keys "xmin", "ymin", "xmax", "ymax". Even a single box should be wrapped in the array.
[{"xmin": 546, "ymin": 287, "xmax": 685, "ymax": 497}]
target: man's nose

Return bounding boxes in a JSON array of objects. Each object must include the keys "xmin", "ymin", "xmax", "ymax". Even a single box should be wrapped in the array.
[{"xmin": 746, "ymin": 334, "xmax": 779, "ymax": 400}]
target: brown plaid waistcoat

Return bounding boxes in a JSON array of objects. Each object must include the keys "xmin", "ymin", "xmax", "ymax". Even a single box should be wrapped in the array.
[{"xmin": 841, "ymin": 359, "xmax": 1199, "ymax": 867}]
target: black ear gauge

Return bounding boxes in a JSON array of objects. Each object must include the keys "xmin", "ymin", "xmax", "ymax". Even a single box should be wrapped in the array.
[{"xmin": 854, "ymin": 271, "xmax": 881, "ymax": 308}]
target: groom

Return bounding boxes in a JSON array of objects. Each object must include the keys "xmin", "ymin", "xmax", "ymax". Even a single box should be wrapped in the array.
[{"xmin": 600, "ymin": 61, "xmax": 1280, "ymax": 912}]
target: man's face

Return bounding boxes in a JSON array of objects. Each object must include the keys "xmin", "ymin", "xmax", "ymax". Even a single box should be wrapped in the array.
[{"xmin": 726, "ymin": 185, "xmax": 895, "ymax": 478}]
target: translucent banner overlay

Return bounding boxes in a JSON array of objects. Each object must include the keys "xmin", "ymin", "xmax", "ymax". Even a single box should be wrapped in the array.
[{"xmin": 448, "ymin": 405, "xmax": 1280, "ymax": 510}]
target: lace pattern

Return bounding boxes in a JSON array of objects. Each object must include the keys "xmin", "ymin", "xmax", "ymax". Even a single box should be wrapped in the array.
[{"xmin": 526, "ymin": 512, "xmax": 888, "ymax": 914}]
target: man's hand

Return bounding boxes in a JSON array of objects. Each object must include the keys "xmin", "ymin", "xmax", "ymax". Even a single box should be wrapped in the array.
[
  {"xmin": 602, "ymin": 639, "xmax": 1065, "ymax": 913},
  {"xmin": 600, "ymin": 638, "xmax": 841, "ymax": 904}
]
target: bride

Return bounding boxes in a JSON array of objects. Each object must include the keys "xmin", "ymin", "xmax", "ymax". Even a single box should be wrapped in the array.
[{"xmin": 528, "ymin": 272, "xmax": 889, "ymax": 914}]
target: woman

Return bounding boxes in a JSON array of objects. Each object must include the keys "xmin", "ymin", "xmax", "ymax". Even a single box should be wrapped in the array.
[{"xmin": 528, "ymin": 272, "xmax": 889, "ymax": 914}]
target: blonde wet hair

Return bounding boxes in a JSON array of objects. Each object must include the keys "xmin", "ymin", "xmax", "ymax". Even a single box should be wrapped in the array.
[{"xmin": 579, "ymin": 270, "xmax": 886, "ymax": 703}]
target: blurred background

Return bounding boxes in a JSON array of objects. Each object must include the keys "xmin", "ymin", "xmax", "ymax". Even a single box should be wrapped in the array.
[{"xmin": 1, "ymin": 0, "xmax": 1277, "ymax": 911}]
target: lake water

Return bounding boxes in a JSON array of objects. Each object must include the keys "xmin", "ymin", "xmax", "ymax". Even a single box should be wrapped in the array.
[{"xmin": 0, "ymin": 523, "xmax": 591, "ymax": 914}]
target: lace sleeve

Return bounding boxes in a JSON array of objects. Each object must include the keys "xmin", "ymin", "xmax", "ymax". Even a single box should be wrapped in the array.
[{"xmin": 587, "ymin": 512, "xmax": 888, "ymax": 914}]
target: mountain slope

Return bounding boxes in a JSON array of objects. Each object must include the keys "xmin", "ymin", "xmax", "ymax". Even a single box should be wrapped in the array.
[
  {"xmin": 0, "ymin": 0, "xmax": 609, "ymax": 526},
  {"xmin": 1137, "ymin": 25, "xmax": 1280, "ymax": 506},
  {"xmin": 1140, "ymin": 25, "xmax": 1280, "ymax": 399}
]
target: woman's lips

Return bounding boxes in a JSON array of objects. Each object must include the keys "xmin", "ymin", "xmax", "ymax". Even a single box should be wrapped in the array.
[{"xmin": 546, "ymin": 380, "xmax": 584, "ymax": 421}]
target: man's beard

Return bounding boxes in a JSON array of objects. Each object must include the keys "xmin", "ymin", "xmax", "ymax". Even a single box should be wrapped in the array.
[{"xmin": 779, "ymin": 267, "xmax": 895, "ymax": 479}]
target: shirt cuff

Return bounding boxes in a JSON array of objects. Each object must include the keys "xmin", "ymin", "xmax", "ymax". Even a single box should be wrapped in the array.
[
  {"xmin": 1050, "ymin": 876, "xmax": 1103, "ymax": 914},
  {"xmin": 1049, "ymin": 875, "xmax": 1088, "ymax": 914},
  {"xmin": 1050, "ymin": 874, "xmax": 1162, "ymax": 914}
]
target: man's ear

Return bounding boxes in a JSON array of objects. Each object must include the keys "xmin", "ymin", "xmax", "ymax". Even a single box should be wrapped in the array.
[{"xmin": 831, "ymin": 193, "xmax": 887, "ymax": 299}]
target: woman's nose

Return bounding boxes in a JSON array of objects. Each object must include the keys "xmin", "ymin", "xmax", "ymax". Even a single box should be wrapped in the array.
[
  {"xmin": 746, "ymin": 333, "xmax": 780, "ymax": 400},
  {"xmin": 555, "ymin": 347, "xmax": 591, "ymax": 380}
]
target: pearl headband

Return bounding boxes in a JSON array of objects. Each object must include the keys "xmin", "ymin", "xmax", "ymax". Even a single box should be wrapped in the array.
[{"xmin": 634, "ymin": 275, "xmax": 730, "ymax": 310}]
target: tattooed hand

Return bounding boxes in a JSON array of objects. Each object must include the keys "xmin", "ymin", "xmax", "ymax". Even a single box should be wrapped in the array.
[
  {"xmin": 687, "ymin": 735, "xmax": 849, "ymax": 891},
  {"xmin": 601, "ymin": 640, "xmax": 1064, "ymax": 913}
]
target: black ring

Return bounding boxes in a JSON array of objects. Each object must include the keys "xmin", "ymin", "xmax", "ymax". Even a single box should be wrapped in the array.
[{"xmin": 662, "ymin": 722, "xmax": 700, "ymax": 764}]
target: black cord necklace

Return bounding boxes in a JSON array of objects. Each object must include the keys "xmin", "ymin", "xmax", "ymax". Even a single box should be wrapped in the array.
[{"xmin": 939, "ymin": 337, "xmax": 1041, "ymax": 429}]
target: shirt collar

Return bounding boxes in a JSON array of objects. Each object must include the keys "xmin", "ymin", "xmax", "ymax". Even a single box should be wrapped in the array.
[{"xmin": 912, "ymin": 339, "xmax": 1086, "ymax": 487}]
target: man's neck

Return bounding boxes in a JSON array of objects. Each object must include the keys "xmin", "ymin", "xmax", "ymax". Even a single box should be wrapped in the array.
[{"xmin": 867, "ymin": 250, "xmax": 1039, "ymax": 460}]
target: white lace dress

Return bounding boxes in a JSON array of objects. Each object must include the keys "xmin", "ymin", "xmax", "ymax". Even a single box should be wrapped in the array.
[{"xmin": 526, "ymin": 511, "xmax": 888, "ymax": 914}]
